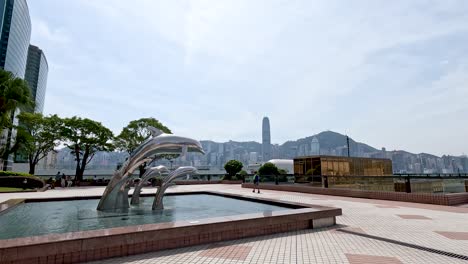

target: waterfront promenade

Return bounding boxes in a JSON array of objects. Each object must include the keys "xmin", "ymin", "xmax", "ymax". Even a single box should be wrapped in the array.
[{"xmin": 1, "ymin": 185, "xmax": 467, "ymax": 263}]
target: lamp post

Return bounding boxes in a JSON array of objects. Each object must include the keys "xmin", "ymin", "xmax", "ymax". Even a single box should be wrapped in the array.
[{"xmin": 346, "ymin": 135, "xmax": 350, "ymax": 157}]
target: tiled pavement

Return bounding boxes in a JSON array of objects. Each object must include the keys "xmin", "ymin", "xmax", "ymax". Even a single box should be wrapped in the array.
[{"xmin": 1, "ymin": 185, "xmax": 468, "ymax": 264}]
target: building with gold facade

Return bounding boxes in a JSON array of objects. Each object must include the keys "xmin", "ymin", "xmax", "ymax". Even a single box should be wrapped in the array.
[{"xmin": 294, "ymin": 156, "xmax": 393, "ymax": 183}]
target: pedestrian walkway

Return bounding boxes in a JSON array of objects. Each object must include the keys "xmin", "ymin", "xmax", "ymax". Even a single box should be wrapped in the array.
[{"xmin": 1, "ymin": 185, "xmax": 467, "ymax": 263}]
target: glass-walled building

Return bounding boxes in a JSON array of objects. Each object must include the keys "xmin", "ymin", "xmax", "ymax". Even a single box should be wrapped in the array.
[
  {"xmin": 0, "ymin": 0, "xmax": 31, "ymax": 78},
  {"xmin": 294, "ymin": 156, "xmax": 393, "ymax": 182},
  {"xmin": 25, "ymin": 44, "xmax": 48, "ymax": 113},
  {"xmin": 0, "ymin": 0, "xmax": 31, "ymax": 170}
]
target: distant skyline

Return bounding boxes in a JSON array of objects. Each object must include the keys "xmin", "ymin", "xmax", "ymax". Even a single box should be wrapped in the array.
[{"xmin": 29, "ymin": 1, "xmax": 468, "ymax": 156}]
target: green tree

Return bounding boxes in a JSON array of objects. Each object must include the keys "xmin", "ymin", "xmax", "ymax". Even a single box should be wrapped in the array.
[
  {"xmin": 0, "ymin": 69, "xmax": 34, "ymax": 130},
  {"xmin": 115, "ymin": 117, "xmax": 171, "ymax": 154},
  {"xmin": 237, "ymin": 169, "xmax": 248, "ymax": 181},
  {"xmin": 258, "ymin": 162, "xmax": 279, "ymax": 176},
  {"xmin": 239, "ymin": 170, "xmax": 248, "ymax": 176},
  {"xmin": 115, "ymin": 117, "xmax": 173, "ymax": 175},
  {"xmin": 224, "ymin": 160, "xmax": 243, "ymax": 180},
  {"xmin": 16, "ymin": 113, "xmax": 63, "ymax": 175},
  {"xmin": 0, "ymin": 69, "xmax": 34, "ymax": 169},
  {"xmin": 259, "ymin": 162, "xmax": 281, "ymax": 184},
  {"xmin": 61, "ymin": 116, "xmax": 114, "ymax": 181},
  {"xmin": 278, "ymin": 168, "xmax": 288, "ymax": 175}
]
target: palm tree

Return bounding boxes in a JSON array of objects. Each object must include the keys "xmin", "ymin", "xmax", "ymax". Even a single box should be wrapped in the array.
[{"xmin": 0, "ymin": 69, "xmax": 34, "ymax": 169}]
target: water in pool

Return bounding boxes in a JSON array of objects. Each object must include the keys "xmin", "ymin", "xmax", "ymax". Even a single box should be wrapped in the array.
[{"xmin": 0, "ymin": 194, "xmax": 290, "ymax": 239}]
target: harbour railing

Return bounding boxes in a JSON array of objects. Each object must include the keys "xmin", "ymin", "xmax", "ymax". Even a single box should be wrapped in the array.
[{"xmin": 245, "ymin": 174, "xmax": 468, "ymax": 194}]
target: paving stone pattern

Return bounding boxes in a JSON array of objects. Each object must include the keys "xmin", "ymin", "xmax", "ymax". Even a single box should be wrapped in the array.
[{"xmin": 1, "ymin": 185, "xmax": 468, "ymax": 264}]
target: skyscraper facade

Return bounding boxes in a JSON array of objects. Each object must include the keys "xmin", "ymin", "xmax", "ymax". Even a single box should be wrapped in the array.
[
  {"xmin": 25, "ymin": 45, "xmax": 48, "ymax": 113},
  {"xmin": 0, "ymin": 0, "xmax": 31, "ymax": 170},
  {"xmin": 262, "ymin": 117, "xmax": 271, "ymax": 161},
  {"xmin": 0, "ymin": 0, "xmax": 31, "ymax": 78}
]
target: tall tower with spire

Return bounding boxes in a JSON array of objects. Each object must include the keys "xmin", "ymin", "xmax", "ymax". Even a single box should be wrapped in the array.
[{"xmin": 262, "ymin": 117, "xmax": 271, "ymax": 161}]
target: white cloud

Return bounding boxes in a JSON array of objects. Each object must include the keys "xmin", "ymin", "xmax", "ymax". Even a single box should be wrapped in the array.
[
  {"xmin": 32, "ymin": 17, "xmax": 71, "ymax": 44},
  {"xmin": 29, "ymin": 0, "xmax": 468, "ymax": 155}
]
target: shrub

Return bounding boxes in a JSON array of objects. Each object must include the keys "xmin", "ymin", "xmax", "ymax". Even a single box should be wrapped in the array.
[
  {"xmin": 224, "ymin": 160, "xmax": 243, "ymax": 180},
  {"xmin": 0, "ymin": 173, "xmax": 45, "ymax": 190},
  {"xmin": 232, "ymin": 170, "xmax": 247, "ymax": 181},
  {"xmin": 258, "ymin": 162, "xmax": 279, "ymax": 176},
  {"xmin": 0, "ymin": 171, "xmax": 33, "ymax": 177},
  {"xmin": 239, "ymin": 170, "xmax": 248, "ymax": 176}
]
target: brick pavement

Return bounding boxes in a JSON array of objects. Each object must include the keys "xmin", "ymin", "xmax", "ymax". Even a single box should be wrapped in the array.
[{"xmin": 1, "ymin": 185, "xmax": 468, "ymax": 263}]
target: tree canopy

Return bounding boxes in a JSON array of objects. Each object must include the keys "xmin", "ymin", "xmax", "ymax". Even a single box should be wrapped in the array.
[
  {"xmin": 0, "ymin": 69, "xmax": 34, "ymax": 131},
  {"xmin": 16, "ymin": 113, "xmax": 63, "ymax": 174},
  {"xmin": 61, "ymin": 116, "xmax": 114, "ymax": 181},
  {"xmin": 115, "ymin": 117, "xmax": 171, "ymax": 154},
  {"xmin": 115, "ymin": 117, "xmax": 173, "ymax": 175},
  {"xmin": 258, "ymin": 162, "xmax": 279, "ymax": 176},
  {"xmin": 224, "ymin": 160, "xmax": 243, "ymax": 177},
  {"xmin": 0, "ymin": 69, "xmax": 34, "ymax": 168}
]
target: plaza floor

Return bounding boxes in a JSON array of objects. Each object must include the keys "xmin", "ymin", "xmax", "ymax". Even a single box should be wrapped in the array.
[{"xmin": 1, "ymin": 185, "xmax": 467, "ymax": 264}]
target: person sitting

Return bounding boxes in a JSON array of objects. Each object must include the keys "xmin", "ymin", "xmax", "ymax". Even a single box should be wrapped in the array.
[
  {"xmin": 46, "ymin": 177, "xmax": 55, "ymax": 189},
  {"xmin": 66, "ymin": 175, "xmax": 73, "ymax": 187}
]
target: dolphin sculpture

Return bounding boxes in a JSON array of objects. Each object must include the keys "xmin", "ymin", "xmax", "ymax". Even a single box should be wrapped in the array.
[
  {"xmin": 130, "ymin": 165, "xmax": 169, "ymax": 205},
  {"xmin": 153, "ymin": 166, "xmax": 198, "ymax": 210},
  {"xmin": 97, "ymin": 127, "xmax": 204, "ymax": 211}
]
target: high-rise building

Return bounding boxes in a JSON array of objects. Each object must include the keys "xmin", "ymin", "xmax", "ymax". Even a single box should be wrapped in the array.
[
  {"xmin": 310, "ymin": 136, "xmax": 320, "ymax": 155},
  {"xmin": 0, "ymin": 0, "xmax": 31, "ymax": 170},
  {"xmin": 249, "ymin": 152, "xmax": 258, "ymax": 163},
  {"xmin": 262, "ymin": 117, "xmax": 271, "ymax": 161},
  {"xmin": 0, "ymin": 0, "xmax": 31, "ymax": 78},
  {"xmin": 25, "ymin": 45, "xmax": 48, "ymax": 113}
]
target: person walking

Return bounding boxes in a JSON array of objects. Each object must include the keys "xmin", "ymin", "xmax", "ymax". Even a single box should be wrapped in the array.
[
  {"xmin": 61, "ymin": 173, "xmax": 66, "ymax": 188},
  {"xmin": 252, "ymin": 172, "xmax": 260, "ymax": 193},
  {"xmin": 54, "ymin": 171, "xmax": 61, "ymax": 188},
  {"xmin": 55, "ymin": 171, "xmax": 61, "ymax": 181}
]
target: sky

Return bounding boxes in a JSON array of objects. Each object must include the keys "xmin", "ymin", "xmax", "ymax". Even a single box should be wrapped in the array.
[{"xmin": 29, "ymin": 0, "xmax": 468, "ymax": 156}]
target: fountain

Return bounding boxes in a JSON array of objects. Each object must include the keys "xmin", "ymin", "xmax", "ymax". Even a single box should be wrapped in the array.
[
  {"xmin": 130, "ymin": 165, "xmax": 168, "ymax": 205},
  {"xmin": 0, "ymin": 127, "xmax": 341, "ymax": 264},
  {"xmin": 97, "ymin": 127, "xmax": 204, "ymax": 211}
]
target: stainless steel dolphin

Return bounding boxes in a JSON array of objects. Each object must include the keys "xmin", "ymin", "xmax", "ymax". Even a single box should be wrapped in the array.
[
  {"xmin": 97, "ymin": 128, "xmax": 204, "ymax": 211},
  {"xmin": 130, "ymin": 165, "xmax": 169, "ymax": 205},
  {"xmin": 152, "ymin": 166, "xmax": 198, "ymax": 210}
]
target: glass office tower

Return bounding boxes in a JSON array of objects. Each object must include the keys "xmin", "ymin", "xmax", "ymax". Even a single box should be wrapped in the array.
[
  {"xmin": 0, "ymin": 0, "xmax": 31, "ymax": 170},
  {"xmin": 0, "ymin": 0, "xmax": 31, "ymax": 78},
  {"xmin": 25, "ymin": 45, "xmax": 48, "ymax": 113}
]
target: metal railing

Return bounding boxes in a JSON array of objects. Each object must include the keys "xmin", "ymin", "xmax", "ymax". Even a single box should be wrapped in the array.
[{"xmin": 245, "ymin": 174, "xmax": 468, "ymax": 194}]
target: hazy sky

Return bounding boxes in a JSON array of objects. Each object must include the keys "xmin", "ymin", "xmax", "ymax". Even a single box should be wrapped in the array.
[{"xmin": 30, "ymin": 0, "xmax": 468, "ymax": 156}]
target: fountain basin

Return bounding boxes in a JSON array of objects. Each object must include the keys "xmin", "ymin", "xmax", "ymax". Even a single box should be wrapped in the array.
[{"xmin": 0, "ymin": 191, "xmax": 341, "ymax": 263}]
